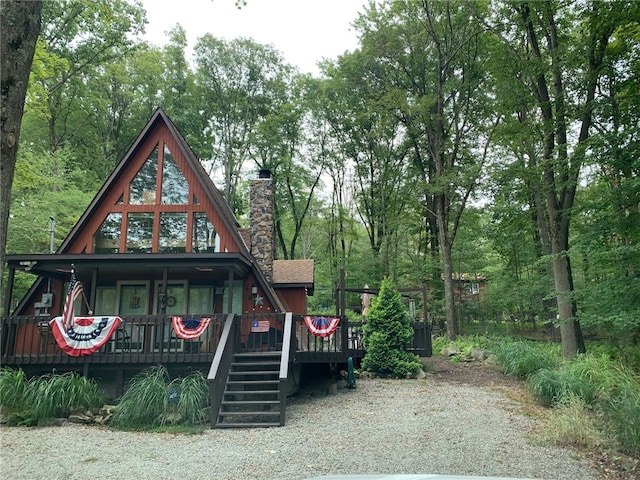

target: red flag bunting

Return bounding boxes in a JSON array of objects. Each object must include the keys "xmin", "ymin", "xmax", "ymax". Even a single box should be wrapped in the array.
[
  {"xmin": 303, "ymin": 316, "xmax": 340, "ymax": 337},
  {"xmin": 172, "ymin": 316, "xmax": 211, "ymax": 340}
]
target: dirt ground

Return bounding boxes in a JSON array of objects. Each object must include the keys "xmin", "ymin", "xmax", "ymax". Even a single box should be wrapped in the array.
[{"xmin": 424, "ymin": 354, "xmax": 639, "ymax": 480}]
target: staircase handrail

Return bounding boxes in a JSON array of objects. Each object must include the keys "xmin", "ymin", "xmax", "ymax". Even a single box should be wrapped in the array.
[
  {"xmin": 278, "ymin": 312, "xmax": 293, "ymax": 426},
  {"xmin": 207, "ymin": 313, "xmax": 236, "ymax": 427}
]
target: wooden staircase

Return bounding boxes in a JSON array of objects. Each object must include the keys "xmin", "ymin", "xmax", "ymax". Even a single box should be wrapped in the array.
[{"xmin": 215, "ymin": 351, "xmax": 283, "ymax": 428}]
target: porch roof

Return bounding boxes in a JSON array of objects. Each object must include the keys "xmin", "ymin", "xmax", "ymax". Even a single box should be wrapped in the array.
[{"xmin": 6, "ymin": 252, "xmax": 253, "ymax": 280}]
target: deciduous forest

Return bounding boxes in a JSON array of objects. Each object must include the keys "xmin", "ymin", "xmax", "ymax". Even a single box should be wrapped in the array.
[{"xmin": 3, "ymin": 0, "xmax": 639, "ymax": 357}]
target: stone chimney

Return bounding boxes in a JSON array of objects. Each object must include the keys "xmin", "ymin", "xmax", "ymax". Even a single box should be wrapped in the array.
[{"xmin": 250, "ymin": 169, "xmax": 274, "ymax": 283}]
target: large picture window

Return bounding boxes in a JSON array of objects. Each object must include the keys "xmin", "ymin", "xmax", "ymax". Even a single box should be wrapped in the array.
[
  {"xmin": 161, "ymin": 145, "xmax": 188, "ymax": 205},
  {"xmin": 159, "ymin": 213, "xmax": 187, "ymax": 253},
  {"xmin": 126, "ymin": 213, "xmax": 154, "ymax": 253}
]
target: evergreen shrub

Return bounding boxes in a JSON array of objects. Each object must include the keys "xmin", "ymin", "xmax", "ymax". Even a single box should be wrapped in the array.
[{"xmin": 361, "ymin": 278, "xmax": 421, "ymax": 377}]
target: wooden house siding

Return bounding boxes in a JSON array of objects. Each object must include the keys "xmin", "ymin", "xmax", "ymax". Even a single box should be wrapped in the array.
[{"xmin": 276, "ymin": 288, "xmax": 307, "ymax": 314}]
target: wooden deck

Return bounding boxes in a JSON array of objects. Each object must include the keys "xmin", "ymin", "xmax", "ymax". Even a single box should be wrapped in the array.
[
  {"xmin": 1, "ymin": 313, "xmax": 431, "ymax": 371},
  {"xmin": 1, "ymin": 313, "xmax": 432, "ymax": 427}
]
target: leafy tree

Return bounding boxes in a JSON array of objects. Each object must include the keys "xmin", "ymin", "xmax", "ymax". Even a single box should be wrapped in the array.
[
  {"xmin": 193, "ymin": 36, "xmax": 290, "ymax": 213},
  {"xmin": 323, "ymin": 50, "xmax": 410, "ymax": 279},
  {"xmin": 477, "ymin": 0, "xmax": 633, "ymax": 355},
  {"xmin": 22, "ymin": 0, "xmax": 146, "ymax": 158},
  {"xmin": 252, "ymin": 73, "xmax": 326, "ymax": 260},
  {"xmin": 352, "ymin": 0, "xmax": 496, "ymax": 340},
  {"xmin": 362, "ymin": 277, "xmax": 421, "ymax": 377}
]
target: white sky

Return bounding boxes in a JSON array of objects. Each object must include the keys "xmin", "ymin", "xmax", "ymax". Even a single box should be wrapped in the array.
[{"xmin": 138, "ymin": 0, "xmax": 369, "ymax": 75}]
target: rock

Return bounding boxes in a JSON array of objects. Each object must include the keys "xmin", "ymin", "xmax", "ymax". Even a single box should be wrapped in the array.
[
  {"xmin": 68, "ymin": 413, "xmax": 93, "ymax": 424},
  {"xmin": 41, "ymin": 417, "xmax": 68, "ymax": 427},
  {"xmin": 413, "ymin": 368, "xmax": 426, "ymax": 379},
  {"xmin": 470, "ymin": 348, "xmax": 489, "ymax": 361},
  {"xmin": 99, "ymin": 405, "xmax": 116, "ymax": 416},
  {"xmin": 441, "ymin": 347, "xmax": 461, "ymax": 357}
]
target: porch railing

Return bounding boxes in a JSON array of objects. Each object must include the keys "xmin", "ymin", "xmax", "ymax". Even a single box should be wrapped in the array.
[
  {"xmin": 0, "ymin": 314, "xmax": 226, "ymax": 366},
  {"xmin": 0, "ymin": 314, "xmax": 432, "ymax": 368}
]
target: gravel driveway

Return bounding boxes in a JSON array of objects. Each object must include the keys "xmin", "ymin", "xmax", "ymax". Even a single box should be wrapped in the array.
[{"xmin": 0, "ymin": 369, "xmax": 602, "ymax": 480}]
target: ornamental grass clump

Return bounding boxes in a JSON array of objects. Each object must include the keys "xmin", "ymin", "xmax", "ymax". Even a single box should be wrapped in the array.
[
  {"xmin": 25, "ymin": 371, "xmax": 104, "ymax": 423},
  {"xmin": 603, "ymin": 386, "xmax": 640, "ymax": 457},
  {"xmin": 111, "ymin": 365, "xmax": 171, "ymax": 429},
  {"xmin": 493, "ymin": 340, "xmax": 559, "ymax": 378},
  {"xmin": 528, "ymin": 367, "xmax": 593, "ymax": 407},
  {"xmin": 525, "ymin": 351, "xmax": 640, "ymax": 456},
  {"xmin": 1, "ymin": 369, "xmax": 104, "ymax": 425},
  {"xmin": 361, "ymin": 278, "xmax": 421, "ymax": 378},
  {"xmin": 111, "ymin": 366, "xmax": 209, "ymax": 430},
  {"xmin": 175, "ymin": 371, "xmax": 210, "ymax": 426},
  {"xmin": 0, "ymin": 368, "xmax": 28, "ymax": 412}
]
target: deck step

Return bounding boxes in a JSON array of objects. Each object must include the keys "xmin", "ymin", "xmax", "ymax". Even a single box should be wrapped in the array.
[
  {"xmin": 231, "ymin": 362, "xmax": 280, "ymax": 370},
  {"xmin": 218, "ymin": 410, "xmax": 280, "ymax": 417},
  {"xmin": 228, "ymin": 370, "xmax": 279, "ymax": 376},
  {"xmin": 215, "ymin": 352, "xmax": 285, "ymax": 429},
  {"xmin": 224, "ymin": 389, "xmax": 279, "ymax": 395},
  {"xmin": 216, "ymin": 422, "xmax": 281, "ymax": 428},
  {"xmin": 233, "ymin": 352, "xmax": 281, "ymax": 357},
  {"xmin": 226, "ymin": 379, "xmax": 279, "ymax": 385},
  {"xmin": 222, "ymin": 400, "xmax": 279, "ymax": 406}
]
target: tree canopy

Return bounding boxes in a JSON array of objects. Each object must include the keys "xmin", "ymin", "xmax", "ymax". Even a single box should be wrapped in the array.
[{"xmin": 3, "ymin": 0, "xmax": 639, "ymax": 355}]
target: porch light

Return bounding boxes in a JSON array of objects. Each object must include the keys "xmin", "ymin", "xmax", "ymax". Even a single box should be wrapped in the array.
[{"xmin": 251, "ymin": 285, "xmax": 258, "ymax": 295}]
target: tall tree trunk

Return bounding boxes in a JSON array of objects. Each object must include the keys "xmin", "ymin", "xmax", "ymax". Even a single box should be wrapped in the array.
[
  {"xmin": 0, "ymin": 1, "xmax": 43, "ymax": 301},
  {"xmin": 433, "ymin": 185, "xmax": 457, "ymax": 340}
]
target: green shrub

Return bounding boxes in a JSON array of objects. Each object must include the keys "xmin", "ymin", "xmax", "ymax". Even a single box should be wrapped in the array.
[
  {"xmin": 493, "ymin": 340, "xmax": 558, "ymax": 378},
  {"xmin": 1, "ymin": 369, "xmax": 104, "ymax": 425},
  {"xmin": 431, "ymin": 336, "xmax": 450, "ymax": 356},
  {"xmin": 361, "ymin": 278, "xmax": 421, "ymax": 377},
  {"xmin": 175, "ymin": 371, "xmax": 210, "ymax": 426},
  {"xmin": 526, "ymin": 352, "xmax": 640, "ymax": 456},
  {"xmin": 537, "ymin": 393, "xmax": 607, "ymax": 449},
  {"xmin": 111, "ymin": 366, "xmax": 171, "ymax": 429}
]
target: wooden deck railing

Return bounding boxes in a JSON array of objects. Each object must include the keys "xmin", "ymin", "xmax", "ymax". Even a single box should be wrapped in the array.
[
  {"xmin": 0, "ymin": 314, "xmax": 226, "ymax": 367},
  {"xmin": 0, "ymin": 314, "xmax": 431, "ymax": 368}
]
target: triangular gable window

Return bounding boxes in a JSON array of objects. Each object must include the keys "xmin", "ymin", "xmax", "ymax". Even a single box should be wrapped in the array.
[
  {"xmin": 192, "ymin": 212, "xmax": 219, "ymax": 253},
  {"xmin": 94, "ymin": 213, "xmax": 122, "ymax": 253},
  {"xmin": 161, "ymin": 145, "xmax": 188, "ymax": 205},
  {"xmin": 130, "ymin": 146, "xmax": 158, "ymax": 205}
]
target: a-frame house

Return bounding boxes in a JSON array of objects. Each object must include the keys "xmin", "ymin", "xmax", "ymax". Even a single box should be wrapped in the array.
[{"xmin": 2, "ymin": 108, "xmax": 431, "ymax": 427}]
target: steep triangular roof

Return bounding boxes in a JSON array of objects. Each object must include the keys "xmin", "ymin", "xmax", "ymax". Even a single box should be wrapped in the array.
[
  {"xmin": 37, "ymin": 107, "xmax": 285, "ymax": 311},
  {"xmin": 59, "ymin": 108, "xmax": 244, "ymax": 254}
]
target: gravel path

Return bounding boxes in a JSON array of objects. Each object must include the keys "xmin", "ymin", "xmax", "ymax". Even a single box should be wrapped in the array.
[{"xmin": 0, "ymin": 375, "xmax": 601, "ymax": 480}]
